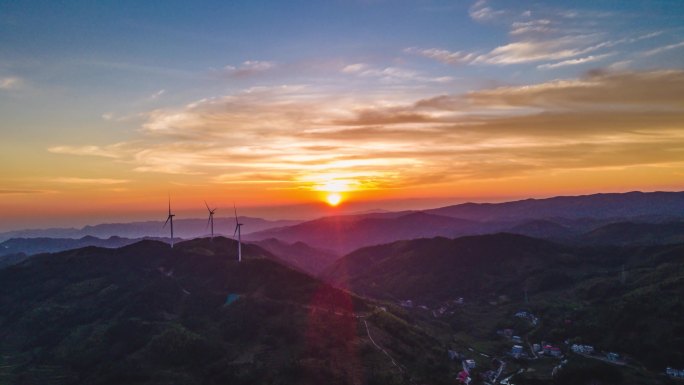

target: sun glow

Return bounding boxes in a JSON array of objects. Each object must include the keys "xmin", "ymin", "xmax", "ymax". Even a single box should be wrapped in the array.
[{"xmin": 326, "ymin": 192, "xmax": 342, "ymax": 206}]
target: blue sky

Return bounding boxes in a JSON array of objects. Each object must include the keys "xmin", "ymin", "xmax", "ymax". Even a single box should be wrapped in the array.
[{"xmin": 1, "ymin": 0, "xmax": 684, "ymax": 229}]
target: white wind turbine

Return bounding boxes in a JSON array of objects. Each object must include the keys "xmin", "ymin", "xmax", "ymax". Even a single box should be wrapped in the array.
[
  {"xmin": 163, "ymin": 196, "xmax": 175, "ymax": 248},
  {"xmin": 233, "ymin": 204, "xmax": 244, "ymax": 262},
  {"xmin": 204, "ymin": 201, "xmax": 217, "ymax": 240}
]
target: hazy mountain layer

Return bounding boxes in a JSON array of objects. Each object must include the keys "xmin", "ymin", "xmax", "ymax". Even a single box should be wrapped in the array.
[
  {"xmin": 247, "ymin": 212, "xmax": 479, "ymax": 254},
  {"xmin": 252, "ymin": 238, "xmax": 339, "ymax": 275},
  {"xmin": 426, "ymin": 191, "xmax": 684, "ymax": 221},
  {"xmin": 246, "ymin": 191, "xmax": 684, "ymax": 254},
  {"xmin": 0, "ymin": 217, "xmax": 300, "ymax": 242},
  {"xmin": 0, "ymin": 236, "xmax": 169, "ymax": 258}
]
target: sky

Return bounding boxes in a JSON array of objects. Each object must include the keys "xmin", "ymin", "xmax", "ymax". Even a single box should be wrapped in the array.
[{"xmin": 1, "ymin": 0, "xmax": 684, "ymax": 230}]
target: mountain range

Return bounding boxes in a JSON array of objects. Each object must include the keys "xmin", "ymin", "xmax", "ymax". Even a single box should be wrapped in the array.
[
  {"xmin": 246, "ymin": 191, "xmax": 684, "ymax": 253},
  {"xmin": 424, "ymin": 190, "xmax": 684, "ymax": 221},
  {"xmin": 0, "ymin": 217, "xmax": 299, "ymax": 243}
]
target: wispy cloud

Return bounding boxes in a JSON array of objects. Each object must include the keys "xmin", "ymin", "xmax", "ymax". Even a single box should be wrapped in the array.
[
  {"xmin": 149, "ymin": 89, "xmax": 166, "ymax": 100},
  {"xmin": 474, "ymin": 35, "xmax": 597, "ymax": 64},
  {"xmin": 409, "ymin": 2, "xmax": 665, "ymax": 68},
  {"xmin": 641, "ymin": 41, "xmax": 684, "ymax": 57},
  {"xmin": 510, "ymin": 19, "xmax": 553, "ymax": 35},
  {"xmin": 0, "ymin": 189, "xmax": 46, "ymax": 195},
  {"xmin": 219, "ymin": 60, "xmax": 276, "ymax": 78},
  {"xmin": 407, "ymin": 35, "xmax": 599, "ymax": 66},
  {"xmin": 0, "ymin": 76, "xmax": 22, "ymax": 90},
  {"xmin": 50, "ymin": 177, "xmax": 130, "ymax": 185},
  {"xmin": 537, "ymin": 53, "xmax": 614, "ymax": 69},
  {"xmin": 48, "ymin": 143, "xmax": 128, "ymax": 158},
  {"xmin": 403, "ymin": 47, "xmax": 476, "ymax": 65},
  {"xmin": 469, "ymin": 0, "xmax": 505, "ymax": 22},
  {"xmin": 341, "ymin": 62, "xmax": 454, "ymax": 83}
]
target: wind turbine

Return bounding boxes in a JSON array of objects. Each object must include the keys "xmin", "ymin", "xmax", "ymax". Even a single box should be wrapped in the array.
[
  {"xmin": 233, "ymin": 203, "xmax": 244, "ymax": 262},
  {"xmin": 163, "ymin": 196, "xmax": 175, "ymax": 248},
  {"xmin": 204, "ymin": 201, "xmax": 217, "ymax": 240}
]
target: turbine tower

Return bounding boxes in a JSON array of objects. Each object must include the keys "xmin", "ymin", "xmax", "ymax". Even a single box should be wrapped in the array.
[
  {"xmin": 163, "ymin": 196, "xmax": 175, "ymax": 248},
  {"xmin": 233, "ymin": 204, "xmax": 244, "ymax": 262},
  {"xmin": 205, "ymin": 201, "xmax": 217, "ymax": 240}
]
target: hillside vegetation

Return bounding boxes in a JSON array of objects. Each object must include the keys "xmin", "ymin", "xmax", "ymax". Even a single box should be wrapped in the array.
[{"xmin": 0, "ymin": 238, "xmax": 453, "ymax": 385}]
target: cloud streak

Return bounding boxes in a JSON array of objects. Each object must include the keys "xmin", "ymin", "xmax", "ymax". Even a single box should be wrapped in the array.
[
  {"xmin": 537, "ymin": 53, "xmax": 614, "ymax": 69},
  {"xmin": 641, "ymin": 41, "xmax": 684, "ymax": 57},
  {"xmin": 50, "ymin": 177, "xmax": 131, "ymax": 185},
  {"xmin": 341, "ymin": 63, "xmax": 454, "ymax": 83},
  {"xmin": 48, "ymin": 144, "xmax": 128, "ymax": 158},
  {"xmin": 218, "ymin": 60, "xmax": 277, "ymax": 78},
  {"xmin": 409, "ymin": 2, "xmax": 665, "ymax": 68},
  {"xmin": 0, "ymin": 76, "xmax": 22, "ymax": 90}
]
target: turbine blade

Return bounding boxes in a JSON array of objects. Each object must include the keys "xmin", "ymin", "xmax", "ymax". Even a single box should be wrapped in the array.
[
  {"xmin": 233, "ymin": 224, "xmax": 238, "ymax": 237},
  {"xmin": 206, "ymin": 215, "xmax": 211, "ymax": 230},
  {"xmin": 234, "ymin": 203, "xmax": 238, "ymax": 225},
  {"xmin": 163, "ymin": 216, "xmax": 170, "ymax": 229},
  {"xmin": 168, "ymin": 194, "xmax": 171, "ymax": 215},
  {"xmin": 204, "ymin": 200, "xmax": 210, "ymax": 211}
]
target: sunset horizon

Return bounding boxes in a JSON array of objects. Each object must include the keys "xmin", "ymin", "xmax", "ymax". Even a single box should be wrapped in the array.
[{"xmin": 2, "ymin": 1, "xmax": 684, "ymax": 228}]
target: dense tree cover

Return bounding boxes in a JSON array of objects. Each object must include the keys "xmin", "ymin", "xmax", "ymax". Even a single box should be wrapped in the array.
[{"xmin": 0, "ymin": 238, "xmax": 451, "ymax": 385}]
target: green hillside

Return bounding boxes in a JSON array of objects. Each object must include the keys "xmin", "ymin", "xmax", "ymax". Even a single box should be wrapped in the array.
[
  {"xmin": 0, "ymin": 238, "xmax": 454, "ymax": 385},
  {"xmin": 322, "ymin": 233, "xmax": 684, "ymax": 381}
]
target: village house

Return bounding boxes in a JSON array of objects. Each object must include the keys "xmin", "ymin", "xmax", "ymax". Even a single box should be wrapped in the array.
[
  {"xmin": 666, "ymin": 367, "xmax": 684, "ymax": 378},
  {"xmin": 514, "ymin": 310, "xmax": 539, "ymax": 325},
  {"xmin": 465, "ymin": 359, "xmax": 476, "ymax": 369},
  {"xmin": 511, "ymin": 345, "xmax": 524, "ymax": 358},
  {"xmin": 457, "ymin": 370, "xmax": 471, "ymax": 384},
  {"xmin": 571, "ymin": 344, "xmax": 595, "ymax": 354},
  {"xmin": 399, "ymin": 299, "xmax": 413, "ymax": 308},
  {"xmin": 543, "ymin": 345, "xmax": 562, "ymax": 357}
]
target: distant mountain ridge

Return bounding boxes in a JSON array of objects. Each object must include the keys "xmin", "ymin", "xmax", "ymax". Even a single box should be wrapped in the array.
[
  {"xmin": 245, "ymin": 191, "xmax": 684, "ymax": 253},
  {"xmin": 0, "ymin": 235, "xmax": 340, "ymax": 277},
  {"xmin": 0, "ymin": 236, "xmax": 172, "ymax": 259},
  {"xmin": 4, "ymin": 191, "xmax": 683, "ymax": 253},
  {"xmin": 0, "ymin": 216, "xmax": 300, "ymax": 242},
  {"xmin": 425, "ymin": 190, "xmax": 684, "ymax": 221},
  {"xmin": 247, "ymin": 212, "xmax": 478, "ymax": 254},
  {"xmin": 573, "ymin": 220, "xmax": 684, "ymax": 246},
  {"xmin": 252, "ymin": 238, "xmax": 339, "ymax": 275}
]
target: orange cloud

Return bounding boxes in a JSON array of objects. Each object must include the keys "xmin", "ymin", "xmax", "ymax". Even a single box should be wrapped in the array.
[{"xmin": 46, "ymin": 70, "xmax": 684, "ymax": 197}]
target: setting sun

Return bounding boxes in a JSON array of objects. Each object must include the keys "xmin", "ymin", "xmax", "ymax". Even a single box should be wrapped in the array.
[{"xmin": 326, "ymin": 193, "xmax": 342, "ymax": 206}]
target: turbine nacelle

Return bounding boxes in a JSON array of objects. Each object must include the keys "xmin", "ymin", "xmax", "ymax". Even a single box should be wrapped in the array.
[
  {"xmin": 163, "ymin": 196, "xmax": 175, "ymax": 248},
  {"xmin": 205, "ymin": 200, "xmax": 218, "ymax": 239},
  {"xmin": 234, "ymin": 203, "xmax": 244, "ymax": 262}
]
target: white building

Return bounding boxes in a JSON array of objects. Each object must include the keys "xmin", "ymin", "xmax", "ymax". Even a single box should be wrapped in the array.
[{"xmin": 571, "ymin": 344, "xmax": 594, "ymax": 354}]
